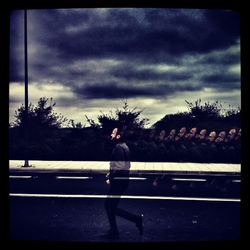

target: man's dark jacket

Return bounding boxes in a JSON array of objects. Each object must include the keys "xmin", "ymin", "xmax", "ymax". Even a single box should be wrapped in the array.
[{"xmin": 108, "ymin": 142, "xmax": 131, "ymax": 179}]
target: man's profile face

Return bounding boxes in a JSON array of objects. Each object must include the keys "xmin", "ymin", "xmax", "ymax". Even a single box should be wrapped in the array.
[
  {"xmin": 215, "ymin": 131, "xmax": 226, "ymax": 143},
  {"xmin": 111, "ymin": 128, "xmax": 119, "ymax": 140},
  {"xmin": 178, "ymin": 127, "xmax": 186, "ymax": 137},
  {"xmin": 190, "ymin": 127, "xmax": 197, "ymax": 135},
  {"xmin": 228, "ymin": 129, "xmax": 236, "ymax": 140},
  {"xmin": 238, "ymin": 129, "xmax": 241, "ymax": 137},
  {"xmin": 170, "ymin": 129, "xmax": 176, "ymax": 136},
  {"xmin": 199, "ymin": 129, "xmax": 206, "ymax": 139},
  {"xmin": 159, "ymin": 130, "xmax": 166, "ymax": 140},
  {"xmin": 208, "ymin": 131, "xmax": 216, "ymax": 142}
]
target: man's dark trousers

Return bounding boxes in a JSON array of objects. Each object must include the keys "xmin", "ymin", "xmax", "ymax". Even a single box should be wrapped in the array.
[{"xmin": 104, "ymin": 178, "xmax": 140, "ymax": 233}]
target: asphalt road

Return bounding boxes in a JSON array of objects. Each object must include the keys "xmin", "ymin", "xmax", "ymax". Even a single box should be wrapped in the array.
[{"xmin": 9, "ymin": 172, "xmax": 241, "ymax": 243}]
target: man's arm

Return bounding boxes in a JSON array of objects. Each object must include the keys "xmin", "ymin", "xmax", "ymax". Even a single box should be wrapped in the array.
[{"xmin": 107, "ymin": 145, "xmax": 125, "ymax": 182}]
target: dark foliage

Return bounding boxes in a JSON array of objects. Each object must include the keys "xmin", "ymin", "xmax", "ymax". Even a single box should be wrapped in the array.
[
  {"xmin": 153, "ymin": 99, "xmax": 241, "ymax": 133},
  {"xmin": 11, "ymin": 97, "xmax": 68, "ymax": 129},
  {"xmin": 9, "ymin": 98, "xmax": 241, "ymax": 163}
]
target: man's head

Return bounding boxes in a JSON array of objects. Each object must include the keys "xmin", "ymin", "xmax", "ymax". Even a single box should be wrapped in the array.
[
  {"xmin": 186, "ymin": 127, "xmax": 197, "ymax": 139},
  {"xmin": 178, "ymin": 127, "xmax": 186, "ymax": 138},
  {"xmin": 169, "ymin": 129, "xmax": 176, "ymax": 136},
  {"xmin": 111, "ymin": 128, "xmax": 120, "ymax": 140},
  {"xmin": 235, "ymin": 128, "xmax": 241, "ymax": 140},
  {"xmin": 238, "ymin": 128, "xmax": 241, "ymax": 137},
  {"xmin": 110, "ymin": 126, "xmax": 127, "ymax": 141},
  {"xmin": 190, "ymin": 127, "xmax": 197, "ymax": 136},
  {"xmin": 207, "ymin": 131, "xmax": 217, "ymax": 143},
  {"xmin": 228, "ymin": 128, "xmax": 237, "ymax": 141},
  {"xmin": 215, "ymin": 131, "xmax": 226, "ymax": 143},
  {"xmin": 165, "ymin": 129, "xmax": 176, "ymax": 142},
  {"xmin": 198, "ymin": 129, "xmax": 207, "ymax": 140},
  {"xmin": 159, "ymin": 130, "xmax": 166, "ymax": 141}
]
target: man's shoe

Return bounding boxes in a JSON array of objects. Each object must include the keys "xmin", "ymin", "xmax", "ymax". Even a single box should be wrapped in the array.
[{"xmin": 136, "ymin": 214, "xmax": 144, "ymax": 235}]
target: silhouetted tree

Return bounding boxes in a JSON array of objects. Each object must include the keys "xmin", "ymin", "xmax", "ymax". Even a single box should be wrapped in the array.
[
  {"xmin": 222, "ymin": 105, "xmax": 241, "ymax": 126},
  {"xmin": 86, "ymin": 101, "xmax": 149, "ymax": 133},
  {"xmin": 9, "ymin": 98, "xmax": 241, "ymax": 163},
  {"xmin": 152, "ymin": 112, "xmax": 193, "ymax": 132},
  {"xmin": 153, "ymin": 99, "xmax": 241, "ymax": 132},
  {"xmin": 185, "ymin": 99, "xmax": 222, "ymax": 121},
  {"xmin": 13, "ymin": 97, "xmax": 68, "ymax": 129},
  {"xmin": 70, "ymin": 119, "xmax": 84, "ymax": 129}
]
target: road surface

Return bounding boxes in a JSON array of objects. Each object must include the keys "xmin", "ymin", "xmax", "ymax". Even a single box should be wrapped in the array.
[{"xmin": 9, "ymin": 172, "xmax": 240, "ymax": 243}]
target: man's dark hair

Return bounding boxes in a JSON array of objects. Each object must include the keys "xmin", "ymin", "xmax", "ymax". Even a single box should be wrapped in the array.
[{"xmin": 116, "ymin": 125, "xmax": 129, "ymax": 140}]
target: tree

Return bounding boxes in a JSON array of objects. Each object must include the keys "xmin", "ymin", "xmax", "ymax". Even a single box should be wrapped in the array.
[
  {"xmin": 152, "ymin": 112, "xmax": 193, "ymax": 132},
  {"xmin": 86, "ymin": 101, "xmax": 149, "ymax": 133},
  {"xmin": 153, "ymin": 99, "xmax": 241, "ymax": 132},
  {"xmin": 223, "ymin": 105, "xmax": 241, "ymax": 126},
  {"xmin": 185, "ymin": 99, "xmax": 223, "ymax": 121},
  {"xmin": 70, "ymin": 119, "xmax": 84, "ymax": 129},
  {"xmin": 13, "ymin": 97, "xmax": 68, "ymax": 129}
]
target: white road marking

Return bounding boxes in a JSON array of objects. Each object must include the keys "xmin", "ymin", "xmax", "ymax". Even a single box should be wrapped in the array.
[
  {"xmin": 172, "ymin": 178, "xmax": 207, "ymax": 182},
  {"xmin": 232, "ymin": 180, "xmax": 241, "ymax": 183},
  {"xmin": 9, "ymin": 193, "xmax": 240, "ymax": 202},
  {"xmin": 114, "ymin": 177, "xmax": 147, "ymax": 180},
  {"xmin": 56, "ymin": 176, "xmax": 93, "ymax": 180},
  {"xmin": 9, "ymin": 176, "xmax": 33, "ymax": 179}
]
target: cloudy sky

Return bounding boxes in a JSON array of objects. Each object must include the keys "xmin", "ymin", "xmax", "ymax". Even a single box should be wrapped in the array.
[{"xmin": 9, "ymin": 8, "xmax": 240, "ymax": 127}]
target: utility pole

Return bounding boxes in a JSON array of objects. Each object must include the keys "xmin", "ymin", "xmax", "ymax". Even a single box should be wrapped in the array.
[{"xmin": 23, "ymin": 9, "xmax": 30, "ymax": 167}]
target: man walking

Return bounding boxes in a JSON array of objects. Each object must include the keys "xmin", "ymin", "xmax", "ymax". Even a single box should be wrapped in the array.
[{"xmin": 104, "ymin": 126, "xmax": 144, "ymax": 239}]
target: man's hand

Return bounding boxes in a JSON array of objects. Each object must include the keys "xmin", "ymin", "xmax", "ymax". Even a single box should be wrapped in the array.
[{"xmin": 106, "ymin": 173, "xmax": 110, "ymax": 184}]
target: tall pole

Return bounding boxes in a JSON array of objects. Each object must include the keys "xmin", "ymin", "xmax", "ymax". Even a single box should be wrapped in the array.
[{"xmin": 23, "ymin": 9, "xmax": 30, "ymax": 167}]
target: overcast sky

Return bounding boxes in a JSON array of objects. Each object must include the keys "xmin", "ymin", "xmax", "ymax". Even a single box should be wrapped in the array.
[{"xmin": 9, "ymin": 8, "xmax": 241, "ymax": 127}]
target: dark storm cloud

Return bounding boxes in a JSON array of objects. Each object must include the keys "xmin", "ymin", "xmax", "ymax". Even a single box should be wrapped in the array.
[
  {"xmin": 76, "ymin": 83, "xmax": 154, "ymax": 99},
  {"xmin": 202, "ymin": 73, "xmax": 240, "ymax": 89},
  {"xmin": 9, "ymin": 11, "xmax": 24, "ymax": 82},
  {"xmin": 9, "ymin": 8, "xmax": 240, "ymax": 101},
  {"xmin": 9, "ymin": 62, "xmax": 24, "ymax": 82},
  {"xmin": 30, "ymin": 60, "xmax": 89, "ymax": 82},
  {"xmin": 203, "ymin": 73, "xmax": 240, "ymax": 83},
  {"xmin": 73, "ymin": 81, "xmax": 201, "ymax": 99},
  {"xmin": 111, "ymin": 66, "xmax": 192, "ymax": 81},
  {"xmin": 199, "ymin": 52, "xmax": 240, "ymax": 65},
  {"xmin": 25, "ymin": 8, "xmax": 240, "ymax": 62}
]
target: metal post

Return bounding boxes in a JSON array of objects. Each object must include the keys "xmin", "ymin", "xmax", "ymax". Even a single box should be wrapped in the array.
[{"xmin": 23, "ymin": 9, "xmax": 30, "ymax": 167}]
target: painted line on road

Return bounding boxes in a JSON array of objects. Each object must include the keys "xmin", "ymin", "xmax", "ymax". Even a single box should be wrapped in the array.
[
  {"xmin": 114, "ymin": 177, "xmax": 147, "ymax": 180},
  {"xmin": 9, "ymin": 175, "xmax": 33, "ymax": 179},
  {"xmin": 9, "ymin": 193, "xmax": 240, "ymax": 202},
  {"xmin": 172, "ymin": 178, "xmax": 207, "ymax": 182},
  {"xmin": 56, "ymin": 176, "xmax": 93, "ymax": 180}
]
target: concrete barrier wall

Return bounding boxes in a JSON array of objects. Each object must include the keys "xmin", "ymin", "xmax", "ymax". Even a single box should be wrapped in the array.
[{"xmin": 9, "ymin": 160, "xmax": 240, "ymax": 176}]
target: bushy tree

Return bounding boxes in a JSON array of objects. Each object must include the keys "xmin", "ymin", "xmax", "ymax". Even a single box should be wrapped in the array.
[
  {"xmin": 152, "ymin": 112, "xmax": 193, "ymax": 132},
  {"xmin": 185, "ymin": 99, "xmax": 223, "ymax": 120},
  {"xmin": 86, "ymin": 101, "xmax": 149, "ymax": 133},
  {"xmin": 222, "ymin": 105, "xmax": 241, "ymax": 125},
  {"xmin": 70, "ymin": 119, "xmax": 84, "ymax": 129},
  {"xmin": 13, "ymin": 97, "xmax": 68, "ymax": 129},
  {"xmin": 153, "ymin": 99, "xmax": 241, "ymax": 132}
]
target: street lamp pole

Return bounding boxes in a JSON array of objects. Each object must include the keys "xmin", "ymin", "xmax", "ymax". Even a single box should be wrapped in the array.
[{"xmin": 23, "ymin": 9, "xmax": 30, "ymax": 167}]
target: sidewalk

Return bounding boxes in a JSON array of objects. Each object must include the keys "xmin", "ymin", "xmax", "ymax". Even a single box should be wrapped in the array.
[{"xmin": 9, "ymin": 160, "xmax": 241, "ymax": 176}]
